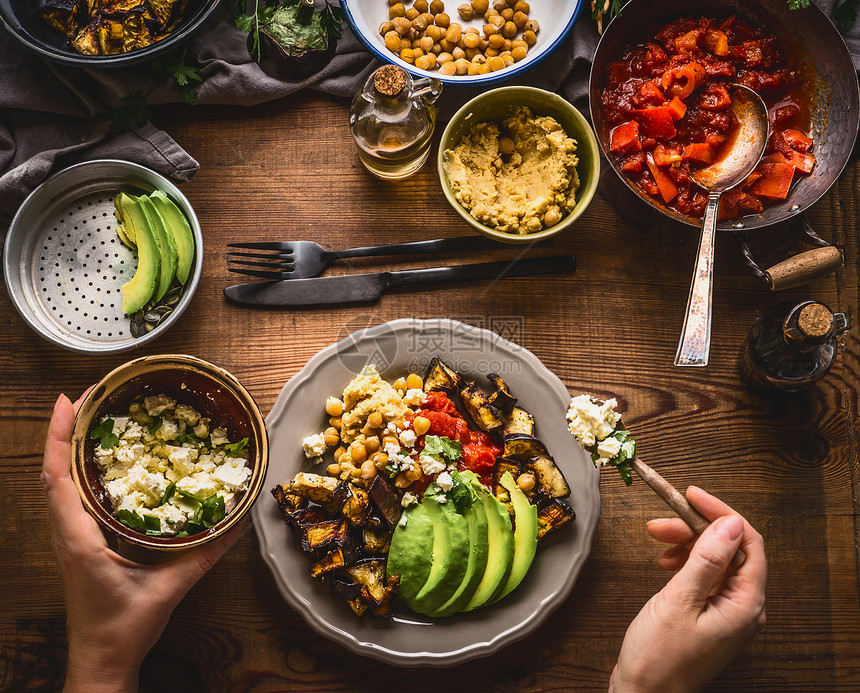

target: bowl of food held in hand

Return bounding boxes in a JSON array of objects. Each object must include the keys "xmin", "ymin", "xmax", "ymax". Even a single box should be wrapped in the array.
[
  {"xmin": 589, "ymin": 0, "xmax": 859, "ymax": 231},
  {"xmin": 438, "ymin": 86, "xmax": 600, "ymax": 243},
  {"xmin": 0, "ymin": 0, "xmax": 222, "ymax": 67},
  {"xmin": 71, "ymin": 354, "xmax": 269, "ymax": 551},
  {"xmin": 3, "ymin": 159, "xmax": 202, "ymax": 354},
  {"xmin": 341, "ymin": 0, "xmax": 585, "ymax": 85}
]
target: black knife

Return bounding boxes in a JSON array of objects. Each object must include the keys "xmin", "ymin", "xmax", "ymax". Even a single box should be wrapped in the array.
[{"xmin": 223, "ymin": 255, "xmax": 576, "ymax": 307}]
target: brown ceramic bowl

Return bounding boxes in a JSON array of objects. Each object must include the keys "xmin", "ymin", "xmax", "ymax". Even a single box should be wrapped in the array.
[{"xmin": 71, "ymin": 354, "xmax": 268, "ymax": 551}]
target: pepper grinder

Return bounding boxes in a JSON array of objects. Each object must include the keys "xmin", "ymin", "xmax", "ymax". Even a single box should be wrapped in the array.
[
  {"xmin": 739, "ymin": 300, "xmax": 851, "ymax": 393},
  {"xmin": 349, "ymin": 64, "xmax": 442, "ymax": 180}
]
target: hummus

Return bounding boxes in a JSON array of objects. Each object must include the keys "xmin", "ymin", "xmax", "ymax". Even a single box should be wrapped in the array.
[{"xmin": 443, "ymin": 106, "xmax": 580, "ymax": 235}]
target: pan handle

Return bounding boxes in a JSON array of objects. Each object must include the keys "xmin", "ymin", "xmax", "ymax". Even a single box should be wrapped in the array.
[{"xmin": 764, "ymin": 246, "xmax": 843, "ymax": 291}]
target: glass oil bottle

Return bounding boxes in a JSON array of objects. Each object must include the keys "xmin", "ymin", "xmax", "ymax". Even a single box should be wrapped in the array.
[
  {"xmin": 349, "ymin": 64, "xmax": 442, "ymax": 180},
  {"xmin": 739, "ymin": 300, "xmax": 851, "ymax": 393}
]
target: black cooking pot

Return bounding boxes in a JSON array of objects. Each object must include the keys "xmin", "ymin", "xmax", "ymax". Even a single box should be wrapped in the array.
[
  {"xmin": 0, "ymin": 0, "xmax": 222, "ymax": 68},
  {"xmin": 589, "ymin": 0, "xmax": 859, "ymax": 235}
]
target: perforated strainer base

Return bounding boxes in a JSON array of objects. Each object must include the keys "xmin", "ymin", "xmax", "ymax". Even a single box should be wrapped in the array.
[{"xmin": 4, "ymin": 160, "xmax": 202, "ymax": 354}]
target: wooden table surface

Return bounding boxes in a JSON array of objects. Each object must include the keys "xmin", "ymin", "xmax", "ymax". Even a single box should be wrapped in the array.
[{"xmin": 3, "ymin": 90, "xmax": 860, "ymax": 692}]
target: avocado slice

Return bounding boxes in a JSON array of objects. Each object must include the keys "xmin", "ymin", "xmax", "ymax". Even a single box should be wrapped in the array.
[
  {"xmin": 428, "ymin": 472, "xmax": 489, "ymax": 617},
  {"xmin": 115, "ymin": 223, "xmax": 136, "ymax": 250},
  {"xmin": 138, "ymin": 194, "xmax": 178, "ymax": 303},
  {"xmin": 462, "ymin": 477, "xmax": 514, "ymax": 611},
  {"xmin": 149, "ymin": 190, "xmax": 195, "ymax": 285},
  {"xmin": 405, "ymin": 483, "xmax": 470, "ymax": 615},
  {"xmin": 386, "ymin": 502, "xmax": 434, "ymax": 601},
  {"xmin": 115, "ymin": 192, "xmax": 161, "ymax": 315},
  {"xmin": 492, "ymin": 471, "xmax": 538, "ymax": 602}
]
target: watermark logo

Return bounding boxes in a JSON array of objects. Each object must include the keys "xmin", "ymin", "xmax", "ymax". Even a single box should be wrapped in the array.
[{"xmin": 334, "ymin": 315, "xmax": 399, "ymax": 373}]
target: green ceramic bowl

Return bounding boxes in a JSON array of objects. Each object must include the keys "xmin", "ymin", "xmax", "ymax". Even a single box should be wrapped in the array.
[{"xmin": 437, "ymin": 86, "xmax": 601, "ymax": 245}]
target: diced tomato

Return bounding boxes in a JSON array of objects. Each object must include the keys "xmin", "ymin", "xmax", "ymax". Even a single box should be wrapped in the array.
[
  {"xmin": 682, "ymin": 142, "xmax": 714, "ymax": 165},
  {"xmin": 423, "ymin": 391, "xmax": 458, "ymax": 415},
  {"xmin": 667, "ymin": 96, "xmax": 687, "ymax": 120},
  {"xmin": 646, "ymin": 154, "xmax": 679, "ymax": 203},
  {"xmin": 674, "ymin": 29, "xmax": 701, "ymax": 53},
  {"xmin": 700, "ymin": 84, "xmax": 731, "ymax": 111},
  {"xmin": 786, "ymin": 149, "xmax": 816, "ymax": 174},
  {"xmin": 702, "ymin": 29, "xmax": 729, "ymax": 56},
  {"xmin": 782, "ymin": 128, "xmax": 813, "ymax": 153},
  {"xmin": 761, "ymin": 152, "xmax": 788, "ymax": 165},
  {"xmin": 661, "ymin": 62, "xmax": 707, "ymax": 99},
  {"xmin": 610, "ymin": 120, "xmax": 642, "ymax": 155},
  {"xmin": 629, "ymin": 107, "xmax": 677, "ymax": 138},
  {"xmin": 767, "ymin": 128, "xmax": 795, "ymax": 158},
  {"xmin": 748, "ymin": 162, "xmax": 795, "ymax": 199},
  {"xmin": 620, "ymin": 151, "xmax": 646, "ymax": 173},
  {"xmin": 653, "ymin": 143, "xmax": 683, "ymax": 167},
  {"xmin": 634, "ymin": 80, "xmax": 666, "ymax": 107}
]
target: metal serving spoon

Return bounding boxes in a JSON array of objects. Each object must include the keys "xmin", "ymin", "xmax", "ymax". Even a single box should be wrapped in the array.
[{"xmin": 675, "ymin": 84, "xmax": 769, "ymax": 367}]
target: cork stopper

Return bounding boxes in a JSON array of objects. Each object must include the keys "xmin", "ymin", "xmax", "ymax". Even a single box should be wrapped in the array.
[
  {"xmin": 374, "ymin": 65, "xmax": 407, "ymax": 97},
  {"xmin": 798, "ymin": 302, "xmax": 833, "ymax": 338}
]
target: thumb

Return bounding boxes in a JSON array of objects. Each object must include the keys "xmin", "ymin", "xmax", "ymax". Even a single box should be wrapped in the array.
[{"xmin": 669, "ymin": 514, "xmax": 744, "ymax": 606}]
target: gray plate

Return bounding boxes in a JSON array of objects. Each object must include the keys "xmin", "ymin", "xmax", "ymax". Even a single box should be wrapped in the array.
[
  {"xmin": 3, "ymin": 160, "xmax": 203, "ymax": 354},
  {"xmin": 253, "ymin": 318, "xmax": 601, "ymax": 667}
]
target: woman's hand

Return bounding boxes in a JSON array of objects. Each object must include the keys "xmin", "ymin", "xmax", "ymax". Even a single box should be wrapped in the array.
[
  {"xmin": 42, "ymin": 393, "xmax": 245, "ymax": 693},
  {"xmin": 609, "ymin": 486, "xmax": 767, "ymax": 693}
]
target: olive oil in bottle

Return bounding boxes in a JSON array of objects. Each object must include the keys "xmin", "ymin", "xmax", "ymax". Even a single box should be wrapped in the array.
[
  {"xmin": 739, "ymin": 300, "xmax": 851, "ymax": 393},
  {"xmin": 349, "ymin": 65, "xmax": 442, "ymax": 180}
]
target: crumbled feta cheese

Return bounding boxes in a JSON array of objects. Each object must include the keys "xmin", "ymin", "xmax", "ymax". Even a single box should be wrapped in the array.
[
  {"xmin": 419, "ymin": 454, "xmax": 446, "ymax": 476},
  {"xmin": 566, "ymin": 395, "xmax": 621, "ymax": 448},
  {"xmin": 595, "ymin": 436, "xmax": 622, "ymax": 467},
  {"xmin": 399, "ymin": 429, "xmax": 417, "ymax": 449},
  {"xmin": 436, "ymin": 470, "xmax": 454, "ymax": 492},
  {"xmin": 398, "ymin": 513, "xmax": 408, "ymax": 527},
  {"xmin": 302, "ymin": 433, "xmax": 327, "ymax": 458},
  {"xmin": 401, "ymin": 491, "xmax": 418, "ymax": 507},
  {"xmin": 213, "ymin": 457, "xmax": 252, "ymax": 489},
  {"xmin": 110, "ymin": 417, "xmax": 130, "ymax": 436},
  {"xmin": 156, "ymin": 419, "xmax": 179, "ymax": 441},
  {"xmin": 403, "ymin": 388, "xmax": 427, "ymax": 407},
  {"xmin": 384, "ymin": 442, "xmax": 412, "ymax": 473}
]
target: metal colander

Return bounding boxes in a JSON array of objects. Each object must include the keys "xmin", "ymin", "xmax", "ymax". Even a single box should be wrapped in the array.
[{"xmin": 3, "ymin": 160, "xmax": 202, "ymax": 354}]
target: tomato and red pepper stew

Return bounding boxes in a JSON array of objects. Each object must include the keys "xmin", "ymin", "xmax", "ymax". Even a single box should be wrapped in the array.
[{"xmin": 600, "ymin": 15, "xmax": 814, "ymax": 221}]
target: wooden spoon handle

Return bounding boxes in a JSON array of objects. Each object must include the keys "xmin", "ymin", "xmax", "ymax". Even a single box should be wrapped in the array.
[{"xmin": 630, "ymin": 457, "xmax": 746, "ymax": 568}]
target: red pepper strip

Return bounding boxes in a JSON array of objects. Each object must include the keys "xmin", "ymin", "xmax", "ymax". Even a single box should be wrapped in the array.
[
  {"xmin": 761, "ymin": 152, "xmax": 789, "ymax": 165},
  {"xmin": 786, "ymin": 149, "xmax": 816, "ymax": 174},
  {"xmin": 646, "ymin": 154, "xmax": 679, "ymax": 203},
  {"xmin": 610, "ymin": 121, "xmax": 642, "ymax": 155},
  {"xmin": 660, "ymin": 62, "xmax": 707, "ymax": 99},
  {"xmin": 782, "ymin": 129, "xmax": 813, "ymax": 153},
  {"xmin": 748, "ymin": 163, "xmax": 796, "ymax": 199},
  {"xmin": 682, "ymin": 142, "xmax": 714, "ymax": 165},
  {"xmin": 629, "ymin": 106, "xmax": 677, "ymax": 138},
  {"xmin": 667, "ymin": 96, "xmax": 687, "ymax": 120}
]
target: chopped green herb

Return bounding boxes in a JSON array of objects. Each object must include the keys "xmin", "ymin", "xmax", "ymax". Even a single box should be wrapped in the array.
[
  {"xmin": 223, "ymin": 437, "xmax": 249, "ymax": 455},
  {"xmin": 422, "ymin": 435, "xmax": 462, "ymax": 463},
  {"xmin": 148, "ymin": 417, "xmax": 163, "ymax": 435},
  {"xmin": 448, "ymin": 471, "xmax": 474, "ymax": 512},
  {"xmin": 593, "ymin": 0, "xmax": 624, "ymax": 22},
  {"xmin": 591, "ymin": 430, "xmax": 637, "ymax": 487},
  {"xmin": 788, "ymin": 0, "xmax": 810, "ymax": 9},
  {"xmin": 117, "ymin": 509, "xmax": 146, "ymax": 532},
  {"xmin": 143, "ymin": 514, "xmax": 162, "ymax": 534},
  {"xmin": 159, "ymin": 482, "xmax": 176, "ymax": 506},
  {"xmin": 89, "ymin": 418, "xmax": 120, "ymax": 449}
]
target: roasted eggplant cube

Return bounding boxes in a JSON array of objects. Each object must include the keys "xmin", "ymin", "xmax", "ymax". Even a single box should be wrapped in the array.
[
  {"xmin": 502, "ymin": 433, "xmax": 549, "ymax": 461},
  {"xmin": 38, "ymin": 0, "xmax": 80, "ymax": 37},
  {"xmin": 334, "ymin": 482, "xmax": 371, "ymax": 526},
  {"xmin": 502, "ymin": 406, "xmax": 536, "ymax": 437},
  {"xmin": 536, "ymin": 498, "xmax": 576, "ymax": 539},
  {"xmin": 345, "ymin": 558, "xmax": 389, "ymax": 604},
  {"xmin": 368, "ymin": 473, "xmax": 403, "ymax": 528},
  {"xmin": 283, "ymin": 472, "xmax": 339, "ymax": 511},
  {"xmin": 370, "ymin": 574, "xmax": 400, "ymax": 617},
  {"xmin": 526, "ymin": 453, "xmax": 571, "ymax": 499},
  {"xmin": 272, "ymin": 485, "xmax": 305, "ymax": 515},
  {"xmin": 310, "ymin": 543, "xmax": 358, "ymax": 578},
  {"xmin": 423, "ymin": 357, "xmax": 464, "ymax": 393},
  {"xmin": 460, "ymin": 382, "xmax": 504, "ymax": 433},
  {"xmin": 493, "ymin": 457, "xmax": 522, "ymax": 501},
  {"xmin": 301, "ymin": 518, "xmax": 350, "ymax": 553},
  {"xmin": 487, "ymin": 373, "xmax": 518, "ymax": 414},
  {"xmin": 325, "ymin": 577, "xmax": 368, "ymax": 618},
  {"xmin": 361, "ymin": 526, "xmax": 393, "ymax": 555}
]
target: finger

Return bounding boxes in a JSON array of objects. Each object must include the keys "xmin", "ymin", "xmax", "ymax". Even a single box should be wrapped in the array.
[
  {"xmin": 72, "ymin": 385, "xmax": 95, "ymax": 413},
  {"xmin": 686, "ymin": 486, "xmax": 767, "ymax": 593},
  {"xmin": 647, "ymin": 518, "xmax": 697, "ymax": 545},
  {"xmin": 151, "ymin": 523, "xmax": 247, "ymax": 602},
  {"xmin": 656, "ymin": 544, "xmax": 690, "ymax": 571},
  {"xmin": 669, "ymin": 514, "xmax": 744, "ymax": 607}
]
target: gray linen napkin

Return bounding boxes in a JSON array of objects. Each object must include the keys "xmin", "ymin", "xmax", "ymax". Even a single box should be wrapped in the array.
[{"xmin": 0, "ymin": 0, "xmax": 855, "ymax": 233}]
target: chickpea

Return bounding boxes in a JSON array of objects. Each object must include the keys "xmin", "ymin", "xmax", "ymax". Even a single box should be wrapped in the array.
[
  {"xmin": 388, "ymin": 0, "xmax": 400, "ymax": 5},
  {"xmin": 333, "ymin": 445, "xmax": 346, "ymax": 463},
  {"xmin": 349, "ymin": 467, "xmax": 363, "ymax": 479},
  {"xmin": 478, "ymin": 63, "xmax": 491, "ymax": 74},
  {"xmin": 522, "ymin": 29, "xmax": 536, "ymax": 46},
  {"xmin": 525, "ymin": 19, "xmax": 539, "ymax": 33},
  {"xmin": 325, "ymin": 396, "xmax": 344, "ymax": 417},
  {"xmin": 516, "ymin": 472, "xmax": 536, "ymax": 492},
  {"xmin": 360, "ymin": 459, "xmax": 377, "ymax": 480},
  {"xmin": 389, "ymin": 3, "xmax": 406, "ymax": 19},
  {"xmin": 439, "ymin": 61, "xmax": 456, "ymax": 75},
  {"xmin": 379, "ymin": 20, "xmax": 395, "ymax": 35},
  {"xmin": 471, "ymin": 0, "xmax": 489, "ymax": 13},
  {"xmin": 488, "ymin": 32, "xmax": 504, "ymax": 49},
  {"xmin": 405, "ymin": 464, "xmax": 422, "ymax": 481},
  {"xmin": 445, "ymin": 23, "xmax": 462, "ymax": 43},
  {"xmin": 514, "ymin": 0, "xmax": 529, "ymax": 12},
  {"xmin": 435, "ymin": 12, "xmax": 450, "ymax": 27},
  {"xmin": 419, "ymin": 35, "xmax": 434, "ymax": 52},
  {"xmin": 484, "ymin": 7, "xmax": 498, "ymax": 18},
  {"xmin": 457, "ymin": 3, "xmax": 473, "ymax": 20},
  {"xmin": 382, "ymin": 434, "xmax": 399, "ymax": 448},
  {"xmin": 467, "ymin": 62, "xmax": 482, "ymax": 75},
  {"xmin": 499, "ymin": 136, "xmax": 515, "ymax": 154},
  {"xmin": 339, "ymin": 453, "xmax": 353, "ymax": 468},
  {"xmin": 437, "ymin": 51, "xmax": 454, "ymax": 65},
  {"xmin": 487, "ymin": 55, "xmax": 505, "ymax": 71},
  {"xmin": 328, "ymin": 416, "xmax": 341, "ymax": 430},
  {"xmin": 430, "ymin": 0, "xmax": 445, "ymax": 12},
  {"xmin": 384, "ymin": 32, "xmax": 402, "ymax": 51},
  {"xmin": 464, "ymin": 46, "xmax": 480, "ymax": 60},
  {"xmin": 501, "ymin": 20, "xmax": 517, "ymax": 37},
  {"xmin": 452, "ymin": 45, "xmax": 465, "ymax": 59},
  {"xmin": 489, "ymin": 13, "xmax": 504, "ymax": 27},
  {"xmin": 512, "ymin": 10, "xmax": 528, "ymax": 28},
  {"xmin": 471, "ymin": 52, "xmax": 487, "ymax": 63},
  {"xmin": 327, "ymin": 463, "xmax": 341, "ymax": 477},
  {"xmin": 371, "ymin": 451, "xmax": 389, "ymax": 466},
  {"xmin": 485, "ymin": 47, "xmax": 499, "ymax": 57},
  {"xmin": 454, "ymin": 57, "xmax": 470, "ymax": 73},
  {"xmin": 393, "ymin": 16, "xmax": 412, "ymax": 34},
  {"xmin": 365, "ymin": 411, "xmax": 382, "ymax": 429},
  {"xmin": 506, "ymin": 0, "xmax": 517, "ymax": 6},
  {"xmin": 400, "ymin": 47, "xmax": 416, "ymax": 62},
  {"xmin": 482, "ymin": 23, "xmax": 498, "ymax": 37},
  {"xmin": 500, "ymin": 7, "xmax": 514, "ymax": 20},
  {"xmin": 364, "ymin": 436, "xmax": 381, "ymax": 453},
  {"xmin": 394, "ymin": 472, "xmax": 412, "ymax": 488},
  {"xmin": 501, "ymin": 53, "xmax": 514, "ymax": 67},
  {"xmin": 511, "ymin": 45, "xmax": 527, "ymax": 61},
  {"xmin": 493, "ymin": 0, "xmax": 506, "ymax": 11},
  {"xmin": 324, "ymin": 427, "xmax": 341, "ymax": 447},
  {"xmin": 415, "ymin": 53, "xmax": 437, "ymax": 70},
  {"xmin": 407, "ymin": 7, "xmax": 420, "ymax": 19},
  {"xmin": 463, "ymin": 31, "xmax": 481, "ymax": 48},
  {"xmin": 412, "ymin": 416, "xmax": 431, "ymax": 436},
  {"xmin": 544, "ymin": 208, "xmax": 562, "ymax": 227},
  {"xmin": 349, "ymin": 441, "xmax": 368, "ymax": 464},
  {"xmin": 400, "ymin": 37, "xmax": 413, "ymax": 50},
  {"xmin": 415, "ymin": 0, "xmax": 429, "ymax": 11}
]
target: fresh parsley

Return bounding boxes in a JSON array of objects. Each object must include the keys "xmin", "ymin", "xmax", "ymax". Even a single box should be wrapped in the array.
[
  {"xmin": 117, "ymin": 509, "xmax": 162, "ymax": 535},
  {"xmin": 422, "ymin": 435, "xmax": 463, "ymax": 463},
  {"xmin": 592, "ymin": 430, "xmax": 637, "ymax": 486},
  {"xmin": 89, "ymin": 418, "xmax": 120, "ymax": 449},
  {"xmin": 234, "ymin": 0, "xmax": 343, "ymax": 62},
  {"xmin": 592, "ymin": 0, "xmax": 624, "ymax": 23},
  {"xmin": 148, "ymin": 417, "xmax": 163, "ymax": 435},
  {"xmin": 223, "ymin": 437, "xmax": 249, "ymax": 455},
  {"xmin": 788, "ymin": 0, "xmax": 810, "ymax": 9}
]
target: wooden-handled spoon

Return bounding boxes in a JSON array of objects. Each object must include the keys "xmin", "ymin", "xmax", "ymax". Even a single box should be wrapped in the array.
[{"xmin": 567, "ymin": 395, "xmax": 745, "ymax": 567}]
